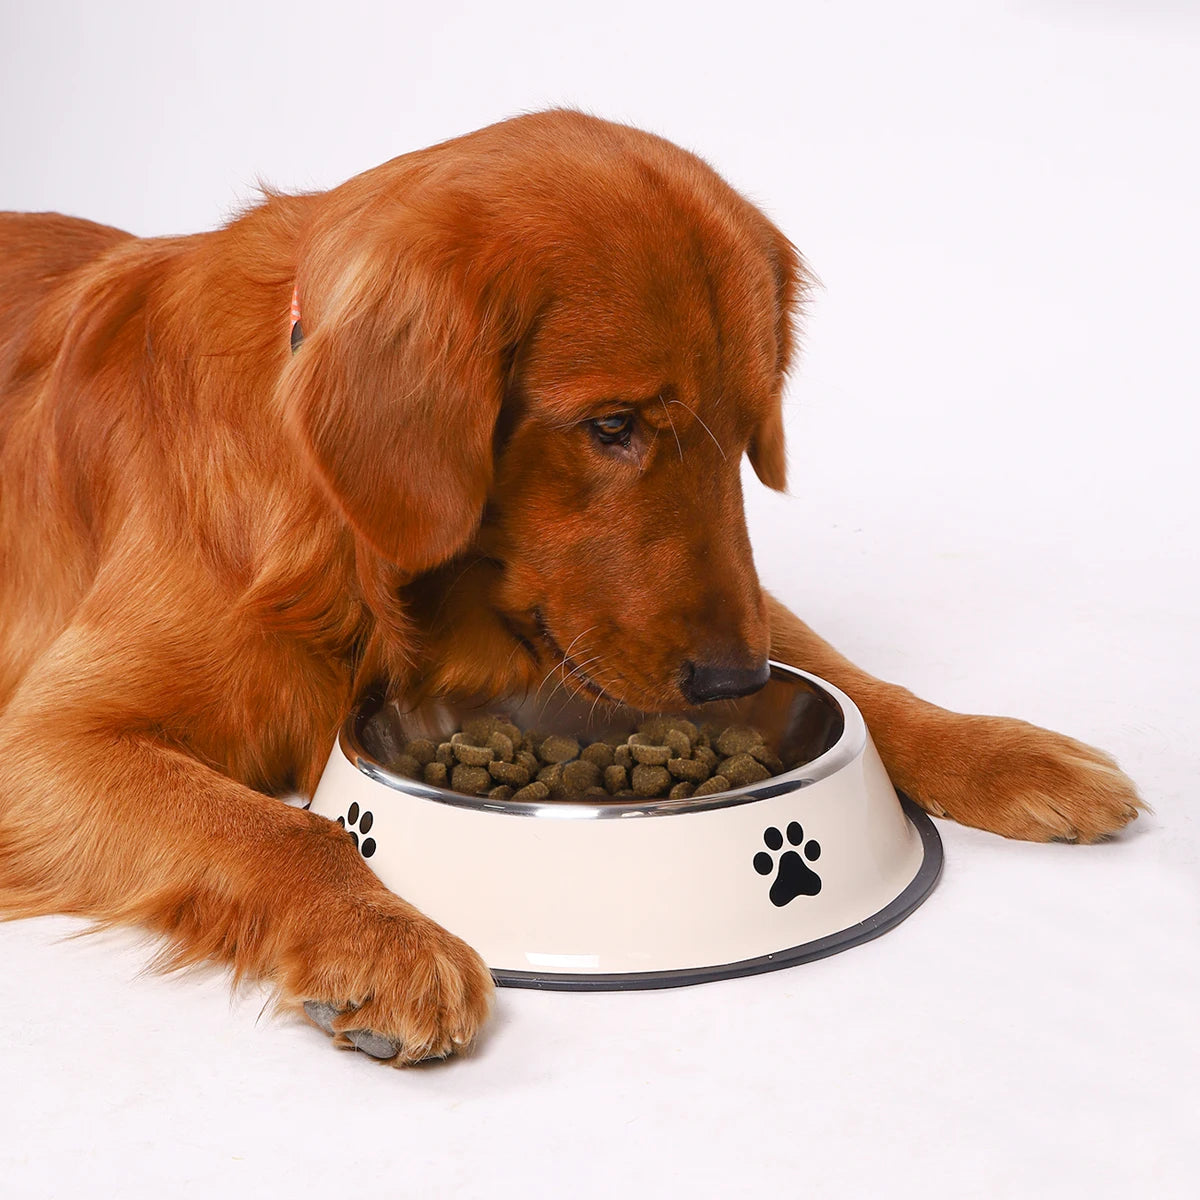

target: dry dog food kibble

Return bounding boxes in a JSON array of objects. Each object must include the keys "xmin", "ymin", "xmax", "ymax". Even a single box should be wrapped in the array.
[{"xmin": 391, "ymin": 714, "xmax": 786, "ymax": 802}]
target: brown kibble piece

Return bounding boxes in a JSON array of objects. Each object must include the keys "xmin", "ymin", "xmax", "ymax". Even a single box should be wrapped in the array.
[
  {"xmin": 720, "ymin": 753, "xmax": 771, "ymax": 787},
  {"xmin": 614, "ymin": 744, "xmax": 634, "ymax": 769},
  {"xmin": 636, "ymin": 716, "xmax": 697, "ymax": 744},
  {"xmin": 693, "ymin": 744, "xmax": 718, "ymax": 771},
  {"xmin": 632, "ymin": 764, "xmax": 671, "ymax": 796},
  {"xmin": 668, "ymin": 781, "xmax": 695, "ymax": 800},
  {"xmin": 716, "ymin": 725, "xmax": 763, "ymax": 757},
  {"xmin": 486, "ymin": 731, "xmax": 515, "ymax": 762},
  {"xmin": 629, "ymin": 731, "xmax": 664, "ymax": 748},
  {"xmin": 750, "ymin": 745, "xmax": 784, "ymax": 774},
  {"xmin": 461, "ymin": 716, "xmax": 499, "ymax": 745},
  {"xmin": 537, "ymin": 763, "xmax": 564, "ymax": 787},
  {"xmin": 693, "ymin": 774, "xmax": 731, "ymax": 797},
  {"xmin": 516, "ymin": 749, "xmax": 540, "ymax": 774},
  {"xmin": 451, "ymin": 764, "xmax": 491, "ymax": 795},
  {"xmin": 604, "ymin": 764, "xmax": 628, "ymax": 794},
  {"xmin": 450, "ymin": 735, "xmax": 495, "ymax": 766},
  {"xmin": 629, "ymin": 742, "xmax": 671, "ymax": 766},
  {"xmin": 511, "ymin": 780, "xmax": 550, "ymax": 803},
  {"xmin": 488, "ymin": 759, "xmax": 531, "ymax": 786},
  {"xmin": 538, "ymin": 734, "xmax": 580, "ymax": 763},
  {"xmin": 663, "ymin": 729, "xmax": 692, "ymax": 757},
  {"xmin": 488, "ymin": 785, "xmax": 514, "ymax": 802},
  {"xmin": 406, "ymin": 738, "xmax": 436, "ymax": 766},
  {"xmin": 394, "ymin": 753, "xmax": 422, "ymax": 780},
  {"xmin": 581, "ymin": 742, "xmax": 614, "ymax": 769},
  {"xmin": 667, "ymin": 756, "xmax": 709, "ymax": 783},
  {"xmin": 538, "ymin": 764, "xmax": 569, "ymax": 799},
  {"xmin": 436, "ymin": 742, "xmax": 455, "ymax": 766},
  {"xmin": 634, "ymin": 717, "xmax": 671, "ymax": 743},
  {"xmin": 423, "ymin": 761, "xmax": 448, "ymax": 787},
  {"xmin": 495, "ymin": 721, "xmax": 522, "ymax": 747},
  {"xmin": 562, "ymin": 758, "xmax": 602, "ymax": 794}
]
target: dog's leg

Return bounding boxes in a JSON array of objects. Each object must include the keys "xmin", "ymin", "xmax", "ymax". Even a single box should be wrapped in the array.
[
  {"xmin": 0, "ymin": 661, "xmax": 493, "ymax": 1063},
  {"xmin": 765, "ymin": 593, "xmax": 1143, "ymax": 842}
]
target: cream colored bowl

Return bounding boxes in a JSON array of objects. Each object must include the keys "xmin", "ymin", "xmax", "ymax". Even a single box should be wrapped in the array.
[{"xmin": 308, "ymin": 663, "xmax": 941, "ymax": 989}]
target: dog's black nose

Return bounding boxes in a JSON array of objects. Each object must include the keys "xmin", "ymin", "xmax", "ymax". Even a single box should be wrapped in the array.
[{"xmin": 679, "ymin": 658, "xmax": 771, "ymax": 705}]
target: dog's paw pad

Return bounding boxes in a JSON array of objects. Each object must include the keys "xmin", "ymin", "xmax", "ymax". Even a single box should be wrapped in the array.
[
  {"xmin": 345, "ymin": 1028, "xmax": 401, "ymax": 1060},
  {"xmin": 335, "ymin": 802, "xmax": 377, "ymax": 858},
  {"xmin": 304, "ymin": 999, "xmax": 339, "ymax": 1035},
  {"xmin": 303, "ymin": 1000, "xmax": 399, "ymax": 1060},
  {"xmin": 753, "ymin": 822, "xmax": 822, "ymax": 907}
]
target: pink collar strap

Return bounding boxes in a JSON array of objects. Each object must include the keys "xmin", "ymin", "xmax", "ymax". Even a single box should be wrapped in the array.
[{"xmin": 290, "ymin": 286, "xmax": 304, "ymax": 353}]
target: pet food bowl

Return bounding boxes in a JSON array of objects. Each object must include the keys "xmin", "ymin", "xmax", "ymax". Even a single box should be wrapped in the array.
[{"xmin": 308, "ymin": 663, "xmax": 942, "ymax": 990}]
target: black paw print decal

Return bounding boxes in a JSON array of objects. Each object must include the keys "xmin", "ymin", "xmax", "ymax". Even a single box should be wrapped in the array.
[
  {"xmin": 337, "ymin": 802, "xmax": 377, "ymax": 859},
  {"xmin": 754, "ymin": 821, "xmax": 821, "ymax": 906}
]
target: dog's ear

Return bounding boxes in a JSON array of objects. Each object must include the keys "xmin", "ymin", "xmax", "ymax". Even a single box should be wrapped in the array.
[
  {"xmin": 748, "ymin": 228, "xmax": 811, "ymax": 493},
  {"xmin": 278, "ymin": 225, "xmax": 519, "ymax": 575},
  {"xmin": 748, "ymin": 404, "xmax": 787, "ymax": 492}
]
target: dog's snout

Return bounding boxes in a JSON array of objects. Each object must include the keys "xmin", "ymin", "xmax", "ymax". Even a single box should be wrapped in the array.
[{"xmin": 678, "ymin": 657, "xmax": 771, "ymax": 705}]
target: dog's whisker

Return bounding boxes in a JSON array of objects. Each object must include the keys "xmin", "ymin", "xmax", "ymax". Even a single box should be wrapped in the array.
[
  {"xmin": 660, "ymin": 393, "xmax": 684, "ymax": 464},
  {"xmin": 544, "ymin": 661, "xmax": 614, "ymax": 721},
  {"xmin": 532, "ymin": 624, "xmax": 598, "ymax": 703},
  {"xmin": 533, "ymin": 644, "xmax": 594, "ymax": 704},
  {"xmin": 425, "ymin": 554, "xmax": 508, "ymax": 634},
  {"xmin": 499, "ymin": 633, "xmax": 534, "ymax": 680},
  {"xmin": 642, "ymin": 424, "xmax": 660, "ymax": 475},
  {"xmin": 533, "ymin": 641, "xmax": 594, "ymax": 699},
  {"xmin": 533, "ymin": 648, "xmax": 575, "ymax": 700},
  {"xmin": 538, "ymin": 648, "xmax": 606, "ymax": 710},
  {"xmin": 586, "ymin": 680, "xmax": 613, "ymax": 724},
  {"xmin": 538, "ymin": 652, "xmax": 605, "ymax": 712},
  {"xmin": 559, "ymin": 625, "xmax": 597, "ymax": 664},
  {"xmin": 669, "ymin": 398, "xmax": 727, "ymax": 462},
  {"xmin": 539, "ymin": 658, "xmax": 601, "ymax": 709}
]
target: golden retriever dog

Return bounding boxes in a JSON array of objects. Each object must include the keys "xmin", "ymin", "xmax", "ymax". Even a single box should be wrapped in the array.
[{"xmin": 0, "ymin": 110, "xmax": 1142, "ymax": 1063}]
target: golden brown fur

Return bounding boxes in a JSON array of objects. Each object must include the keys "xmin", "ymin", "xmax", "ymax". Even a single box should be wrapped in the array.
[{"xmin": 0, "ymin": 111, "xmax": 1142, "ymax": 1062}]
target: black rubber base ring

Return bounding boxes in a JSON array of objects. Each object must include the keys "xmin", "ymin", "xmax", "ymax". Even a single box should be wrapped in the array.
[{"xmin": 491, "ymin": 793, "xmax": 943, "ymax": 992}]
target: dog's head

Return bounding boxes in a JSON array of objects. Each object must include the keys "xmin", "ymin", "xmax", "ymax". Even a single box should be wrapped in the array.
[{"xmin": 279, "ymin": 110, "xmax": 808, "ymax": 711}]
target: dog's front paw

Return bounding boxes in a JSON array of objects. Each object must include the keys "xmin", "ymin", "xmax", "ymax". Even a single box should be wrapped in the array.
[
  {"xmin": 905, "ymin": 713, "xmax": 1145, "ymax": 843},
  {"xmin": 290, "ymin": 902, "xmax": 495, "ymax": 1065}
]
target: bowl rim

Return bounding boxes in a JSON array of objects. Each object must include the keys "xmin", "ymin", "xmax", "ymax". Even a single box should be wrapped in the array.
[{"xmin": 339, "ymin": 662, "xmax": 868, "ymax": 820}]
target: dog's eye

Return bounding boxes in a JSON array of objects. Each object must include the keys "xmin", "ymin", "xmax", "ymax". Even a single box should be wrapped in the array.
[{"xmin": 588, "ymin": 414, "xmax": 634, "ymax": 447}]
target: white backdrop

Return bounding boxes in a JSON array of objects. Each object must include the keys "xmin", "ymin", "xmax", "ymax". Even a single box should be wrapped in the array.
[{"xmin": 2, "ymin": 2, "xmax": 1197, "ymax": 1198}]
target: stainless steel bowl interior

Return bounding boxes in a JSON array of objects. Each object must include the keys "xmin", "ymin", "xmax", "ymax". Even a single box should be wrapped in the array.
[{"xmin": 342, "ymin": 662, "xmax": 860, "ymax": 818}]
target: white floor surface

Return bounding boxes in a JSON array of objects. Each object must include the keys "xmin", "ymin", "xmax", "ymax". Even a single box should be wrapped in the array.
[{"xmin": 2, "ymin": 2, "xmax": 1197, "ymax": 1197}]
